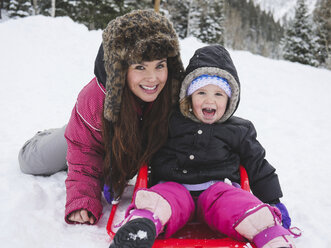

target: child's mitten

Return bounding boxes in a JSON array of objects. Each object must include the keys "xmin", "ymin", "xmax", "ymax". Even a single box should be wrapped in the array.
[
  {"xmin": 275, "ymin": 202, "xmax": 291, "ymax": 229},
  {"xmin": 103, "ymin": 184, "xmax": 113, "ymax": 204}
]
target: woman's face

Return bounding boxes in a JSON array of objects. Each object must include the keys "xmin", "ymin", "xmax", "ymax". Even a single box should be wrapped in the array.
[{"xmin": 127, "ymin": 59, "xmax": 168, "ymax": 102}]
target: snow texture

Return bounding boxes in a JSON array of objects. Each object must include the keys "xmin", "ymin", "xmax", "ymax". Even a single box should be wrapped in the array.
[{"xmin": 1, "ymin": 16, "xmax": 331, "ymax": 248}]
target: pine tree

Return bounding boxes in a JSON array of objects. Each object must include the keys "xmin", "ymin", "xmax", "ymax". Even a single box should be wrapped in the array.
[
  {"xmin": 8, "ymin": 0, "xmax": 33, "ymax": 17},
  {"xmin": 163, "ymin": 0, "xmax": 190, "ymax": 39},
  {"xmin": 0, "ymin": 0, "xmax": 9, "ymax": 19},
  {"xmin": 282, "ymin": 0, "xmax": 318, "ymax": 66},
  {"xmin": 198, "ymin": 0, "xmax": 225, "ymax": 44},
  {"xmin": 37, "ymin": 0, "xmax": 52, "ymax": 16},
  {"xmin": 313, "ymin": 0, "xmax": 331, "ymax": 68},
  {"xmin": 56, "ymin": 0, "xmax": 134, "ymax": 30},
  {"xmin": 128, "ymin": 0, "xmax": 151, "ymax": 10},
  {"xmin": 187, "ymin": 0, "xmax": 201, "ymax": 38}
]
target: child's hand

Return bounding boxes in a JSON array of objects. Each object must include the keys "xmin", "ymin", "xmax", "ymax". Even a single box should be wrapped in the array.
[{"xmin": 68, "ymin": 209, "xmax": 95, "ymax": 224}]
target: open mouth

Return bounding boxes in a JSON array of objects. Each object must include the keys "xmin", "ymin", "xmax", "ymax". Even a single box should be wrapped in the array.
[
  {"xmin": 140, "ymin": 84, "xmax": 158, "ymax": 93},
  {"xmin": 202, "ymin": 108, "xmax": 216, "ymax": 118}
]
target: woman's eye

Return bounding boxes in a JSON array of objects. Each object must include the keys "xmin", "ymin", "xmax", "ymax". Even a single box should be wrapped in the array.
[
  {"xmin": 215, "ymin": 92, "xmax": 224, "ymax": 96},
  {"xmin": 197, "ymin": 91, "xmax": 205, "ymax": 95},
  {"xmin": 135, "ymin": 65, "xmax": 145, "ymax": 70},
  {"xmin": 156, "ymin": 63, "xmax": 166, "ymax": 69}
]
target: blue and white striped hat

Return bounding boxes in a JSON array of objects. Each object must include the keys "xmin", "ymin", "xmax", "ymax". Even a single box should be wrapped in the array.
[{"xmin": 186, "ymin": 74, "xmax": 232, "ymax": 97}]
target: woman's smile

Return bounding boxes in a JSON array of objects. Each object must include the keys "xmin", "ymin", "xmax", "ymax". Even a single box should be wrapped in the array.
[{"xmin": 140, "ymin": 84, "xmax": 158, "ymax": 93}]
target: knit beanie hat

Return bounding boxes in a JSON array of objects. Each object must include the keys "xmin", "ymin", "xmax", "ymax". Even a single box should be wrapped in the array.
[
  {"xmin": 186, "ymin": 74, "xmax": 232, "ymax": 97},
  {"xmin": 102, "ymin": 9, "xmax": 183, "ymax": 122}
]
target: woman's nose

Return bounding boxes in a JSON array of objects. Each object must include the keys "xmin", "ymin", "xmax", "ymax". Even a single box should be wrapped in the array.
[{"xmin": 145, "ymin": 69, "xmax": 157, "ymax": 82}]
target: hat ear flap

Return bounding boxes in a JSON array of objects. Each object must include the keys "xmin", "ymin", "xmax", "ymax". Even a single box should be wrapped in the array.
[{"xmin": 104, "ymin": 56, "xmax": 128, "ymax": 123}]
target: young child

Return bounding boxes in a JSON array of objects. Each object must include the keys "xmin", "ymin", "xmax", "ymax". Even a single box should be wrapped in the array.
[{"xmin": 110, "ymin": 45, "xmax": 297, "ymax": 248}]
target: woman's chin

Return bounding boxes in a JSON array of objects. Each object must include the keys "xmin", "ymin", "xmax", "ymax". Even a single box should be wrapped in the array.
[{"xmin": 137, "ymin": 93, "xmax": 159, "ymax": 102}]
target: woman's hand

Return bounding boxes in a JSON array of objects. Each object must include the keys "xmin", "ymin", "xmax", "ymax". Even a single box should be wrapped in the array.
[{"xmin": 68, "ymin": 209, "xmax": 95, "ymax": 224}]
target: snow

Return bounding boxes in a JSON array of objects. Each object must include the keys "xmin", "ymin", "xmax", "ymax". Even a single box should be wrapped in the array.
[{"xmin": 1, "ymin": 16, "xmax": 331, "ymax": 248}]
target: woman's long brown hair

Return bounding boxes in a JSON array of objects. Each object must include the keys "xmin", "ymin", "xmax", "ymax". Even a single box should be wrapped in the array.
[{"xmin": 102, "ymin": 63, "xmax": 175, "ymax": 198}]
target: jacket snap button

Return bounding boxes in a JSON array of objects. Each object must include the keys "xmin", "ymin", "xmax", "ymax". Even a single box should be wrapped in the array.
[
  {"xmin": 182, "ymin": 169, "xmax": 188, "ymax": 174},
  {"xmin": 189, "ymin": 155, "xmax": 194, "ymax": 160},
  {"xmin": 198, "ymin": 130, "xmax": 203, "ymax": 134}
]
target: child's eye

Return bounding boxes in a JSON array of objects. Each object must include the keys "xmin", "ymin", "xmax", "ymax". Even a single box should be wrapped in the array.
[
  {"xmin": 215, "ymin": 92, "xmax": 224, "ymax": 96},
  {"xmin": 197, "ymin": 91, "xmax": 205, "ymax": 95}
]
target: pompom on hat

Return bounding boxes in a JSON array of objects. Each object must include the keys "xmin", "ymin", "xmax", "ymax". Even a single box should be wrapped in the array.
[{"xmin": 102, "ymin": 9, "xmax": 184, "ymax": 123}]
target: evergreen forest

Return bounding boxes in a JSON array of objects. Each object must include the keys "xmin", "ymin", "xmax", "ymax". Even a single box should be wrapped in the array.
[{"xmin": 1, "ymin": 0, "xmax": 330, "ymax": 69}]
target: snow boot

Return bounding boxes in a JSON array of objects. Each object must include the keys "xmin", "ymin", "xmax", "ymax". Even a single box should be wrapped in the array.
[
  {"xmin": 109, "ymin": 217, "xmax": 157, "ymax": 248},
  {"xmin": 110, "ymin": 207, "xmax": 163, "ymax": 248},
  {"xmin": 234, "ymin": 204, "xmax": 295, "ymax": 248}
]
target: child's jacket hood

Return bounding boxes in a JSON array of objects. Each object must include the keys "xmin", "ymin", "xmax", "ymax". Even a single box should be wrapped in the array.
[{"xmin": 179, "ymin": 45, "xmax": 241, "ymax": 123}]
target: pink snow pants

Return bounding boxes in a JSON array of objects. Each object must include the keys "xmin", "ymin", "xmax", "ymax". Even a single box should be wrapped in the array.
[{"xmin": 143, "ymin": 181, "xmax": 276, "ymax": 241}]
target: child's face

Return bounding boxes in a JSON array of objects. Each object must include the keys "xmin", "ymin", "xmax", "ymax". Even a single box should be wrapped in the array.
[{"xmin": 191, "ymin": 84, "xmax": 229, "ymax": 124}]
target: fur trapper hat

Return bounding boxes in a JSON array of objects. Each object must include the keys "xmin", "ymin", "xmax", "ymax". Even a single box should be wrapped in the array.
[
  {"xmin": 179, "ymin": 45, "xmax": 241, "ymax": 123},
  {"xmin": 102, "ymin": 9, "xmax": 183, "ymax": 122}
]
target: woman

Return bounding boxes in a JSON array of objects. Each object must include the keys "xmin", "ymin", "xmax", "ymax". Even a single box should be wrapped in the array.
[{"xmin": 18, "ymin": 9, "xmax": 184, "ymax": 225}]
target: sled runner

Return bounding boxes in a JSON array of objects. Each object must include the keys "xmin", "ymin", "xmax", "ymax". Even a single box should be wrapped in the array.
[{"xmin": 106, "ymin": 165, "xmax": 256, "ymax": 248}]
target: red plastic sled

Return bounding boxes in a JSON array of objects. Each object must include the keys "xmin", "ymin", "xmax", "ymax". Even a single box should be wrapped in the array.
[{"xmin": 106, "ymin": 165, "xmax": 256, "ymax": 248}]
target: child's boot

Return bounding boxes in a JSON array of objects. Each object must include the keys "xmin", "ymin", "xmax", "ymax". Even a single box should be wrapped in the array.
[
  {"xmin": 110, "ymin": 189, "xmax": 172, "ymax": 248},
  {"xmin": 234, "ymin": 204, "xmax": 295, "ymax": 248},
  {"xmin": 109, "ymin": 209, "xmax": 161, "ymax": 248}
]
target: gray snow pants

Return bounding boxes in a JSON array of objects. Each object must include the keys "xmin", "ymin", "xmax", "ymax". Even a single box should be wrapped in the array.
[{"xmin": 18, "ymin": 125, "xmax": 68, "ymax": 175}]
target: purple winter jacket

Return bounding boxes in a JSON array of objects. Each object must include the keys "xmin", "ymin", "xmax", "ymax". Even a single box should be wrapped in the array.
[{"xmin": 64, "ymin": 77, "xmax": 106, "ymax": 224}]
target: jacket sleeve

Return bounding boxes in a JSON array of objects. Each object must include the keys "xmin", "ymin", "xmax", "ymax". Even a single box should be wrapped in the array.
[
  {"xmin": 64, "ymin": 79, "xmax": 105, "ymax": 224},
  {"xmin": 238, "ymin": 121, "xmax": 283, "ymax": 203}
]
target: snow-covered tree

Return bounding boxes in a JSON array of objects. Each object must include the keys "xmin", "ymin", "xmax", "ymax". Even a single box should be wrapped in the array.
[
  {"xmin": 8, "ymin": 0, "xmax": 33, "ymax": 17},
  {"xmin": 313, "ymin": 0, "xmax": 331, "ymax": 68},
  {"xmin": 0, "ymin": 0, "xmax": 8, "ymax": 19},
  {"xmin": 198, "ymin": 0, "xmax": 225, "ymax": 44},
  {"xmin": 187, "ymin": 0, "xmax": 201, "ymax": 38},
  {"xmin": 55, "ymin": 0, "xmax": 135, "ymax": 30},
  {"xmin": 163, "ymin": 0, "xmax": 190, "ymax": 39},
  {"xmin": 282, "ymin": 0, "xmax": 319, "ymax": 66}
]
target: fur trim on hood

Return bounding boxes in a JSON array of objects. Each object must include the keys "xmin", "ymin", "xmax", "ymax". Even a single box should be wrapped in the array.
[
  {"xmin": 179, "ymin": 45, "xmax": 241, "ymax": 123},
  {"xmin": 101, "ymin": 9, "xmax": 183, "ymax": 122}
]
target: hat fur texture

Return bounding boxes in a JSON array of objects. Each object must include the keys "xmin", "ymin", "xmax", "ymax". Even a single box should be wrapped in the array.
[
  {"xmin": 102, "ymin": 9, "xmax": 182, "ymax": 122},
  {"xmin": 179, "ymin": 45, "xmax": 241, "ymax": 123}
]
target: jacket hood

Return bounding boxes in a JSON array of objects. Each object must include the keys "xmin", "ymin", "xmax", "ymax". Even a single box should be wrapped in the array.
[
  {"xmin": 179, "ymin": 45, "xmax": 240, "ymax": 123},
  {"xmin": 101, "ymin": 9, "xmax": 183, "ymax": 123},
  {"xmin": 94, "ymin": 44, "xmax": 107, "ymax": 87}
]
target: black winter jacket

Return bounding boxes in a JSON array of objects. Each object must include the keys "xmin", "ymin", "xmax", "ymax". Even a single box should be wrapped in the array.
[{"xmin": 151, "ymin": 109, "xmax": 283, "ymax": 204}]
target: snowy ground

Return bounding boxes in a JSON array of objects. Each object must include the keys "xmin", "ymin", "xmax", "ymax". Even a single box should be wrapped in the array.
[{"xmin": 1, "ymin": 16, "xmax": 331, "ymax": 248}]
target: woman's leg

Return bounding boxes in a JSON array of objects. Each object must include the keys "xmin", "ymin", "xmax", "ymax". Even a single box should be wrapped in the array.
[
  {"xmin": 18, "ymin": 125, "xmax": 68, "ymax": 175},
  {"xmin": 198, "ymin": 182, "xmax": 295, "ymax": 248}
]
